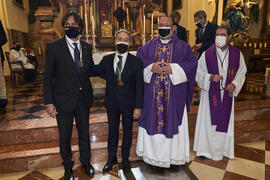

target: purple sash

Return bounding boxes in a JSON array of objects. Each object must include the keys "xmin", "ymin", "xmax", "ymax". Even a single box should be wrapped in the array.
[{"xmin": 205, "ymin": 44, "xmax": 240, "ymax": 132}]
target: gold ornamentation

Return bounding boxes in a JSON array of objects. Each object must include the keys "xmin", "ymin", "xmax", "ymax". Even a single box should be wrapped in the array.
[{"xmin": 101, "ymin": 20, "xmax": 113, "ymax": 37}]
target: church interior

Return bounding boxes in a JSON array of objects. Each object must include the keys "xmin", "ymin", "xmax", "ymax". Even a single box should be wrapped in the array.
[{"xmin": 0, "ymin": 0, "xmax": 270, "ymax": 179}]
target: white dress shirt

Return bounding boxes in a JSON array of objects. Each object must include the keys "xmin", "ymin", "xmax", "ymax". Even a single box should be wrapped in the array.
[
  {"xmin": 65, "ymin": 35, "xmax": 82, "ymax": 61},
  {"xmin": 113, "ymin": 51, "xmax": 128, "ymax": 73}
]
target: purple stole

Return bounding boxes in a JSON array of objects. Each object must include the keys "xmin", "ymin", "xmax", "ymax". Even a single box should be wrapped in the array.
[
  {"xmin": 154, "ymin": 41, "xmax": 173, "ymax": 134},
  {"xmin": 205, "ymin": 44, "xmax": 240, "ymax": 132}
]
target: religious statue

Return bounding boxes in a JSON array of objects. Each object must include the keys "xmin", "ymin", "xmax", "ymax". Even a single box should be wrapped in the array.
[
  {"xmin": 223, "ymin": 0, "xmax": 245, "ymax": 33},
  {"xmin": 101, "ymin": 20, "xmax": 113, "ymax": 37}
]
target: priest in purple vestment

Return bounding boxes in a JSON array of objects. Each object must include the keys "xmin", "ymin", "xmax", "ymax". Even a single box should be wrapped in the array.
[
  {"xmin": 193, "ymin": 25, "xmax": 247, "ymax": 161},
  {"xmin": 136, "ymin": 16, "xmax": 197, "ymax": 168}
]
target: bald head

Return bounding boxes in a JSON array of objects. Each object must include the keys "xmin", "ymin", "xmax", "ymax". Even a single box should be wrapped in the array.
[{"xmin": 159, "ymin": 16, "xmax": 173, "ymax": 26}]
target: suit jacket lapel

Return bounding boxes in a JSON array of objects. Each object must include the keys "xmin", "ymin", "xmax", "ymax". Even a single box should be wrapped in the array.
[
  {"xmin": 80, "ymin": 40, "xmax": 87, "ymax": 67},
  {"xmin": 121, "ymin": 53, "xmax": 131, "ymax": 79},
  {"xmin": 108, "ymin": 53, "xmax": 117, "ymax": 82}
]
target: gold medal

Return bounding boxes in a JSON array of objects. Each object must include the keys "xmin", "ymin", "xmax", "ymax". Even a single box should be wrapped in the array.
[{"xmin": 118, "ymin": 80, "xmax": 124, "ymax": 86}]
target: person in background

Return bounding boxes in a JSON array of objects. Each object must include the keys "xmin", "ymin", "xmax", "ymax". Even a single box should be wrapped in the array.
[
  {"xmin": 170, "ymin": 11, "xmax": 187, "ymax": 42},
  {"xmin": 9, "ymin": 41, "xmax": 36, "ymax": 82},
  {"xmin": 193, "ymin": 10, "xmax": 217, "ymax": 58},
  {"xmin": 0, "ymin": 19, "xmax": 7, "ymax": 113}
]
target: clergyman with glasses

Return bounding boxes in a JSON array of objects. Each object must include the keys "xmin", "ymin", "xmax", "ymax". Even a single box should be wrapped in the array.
[
  {"xmin": 136, "ymin": 16, "xmax": 197, "ymax": 168},
  {"xmin": 193, "ymin": 25, "xmax": 247, "ymax": 161}
]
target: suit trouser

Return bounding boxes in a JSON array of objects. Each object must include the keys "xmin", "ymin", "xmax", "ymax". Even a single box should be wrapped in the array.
[
  {"xmin": 107, "ymin": 105, "xmax": 133, "ymax": 161},
  {"xmin": 56, "ymin": 91, "xmax": 91, "ymax": 169}
]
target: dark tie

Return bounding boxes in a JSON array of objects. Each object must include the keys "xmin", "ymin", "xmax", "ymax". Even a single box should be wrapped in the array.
[
  {"xmin": 199, "ymin": 27, "xmax": 204, "ymax": 41},
  {"xmin": 73, "ymin": 42, "xmax": 80, "ymax": 73},
  {"xmin": 73, "ymin": 42, "xmax": 82, "ymax": 89},
  {"xmin": 116, "ymin": 55, "xmax": 122, "ymax": 80}
]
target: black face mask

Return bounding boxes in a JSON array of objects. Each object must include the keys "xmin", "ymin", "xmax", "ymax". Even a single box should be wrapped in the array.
[
  {"xmin": 116, "ymin": 43, "xmax": 128, "ymax": 54},
  {"xmin": 14, "ymin": 45, "xmax": 21, "ymax": 51},
  {"xmin": 173, "ymin": 22, "xmax": 178, "ymax": 26},
  {"xmin": 158, "ymin": 28, "xmax": 171, "ymax": 38},
  {"xmin": 195, "ymin": 22, "xmax": 202, "ymax": 28},
  {"xmin": 65, "ymin": 26, "xmax": 80, "ymax": 38}
]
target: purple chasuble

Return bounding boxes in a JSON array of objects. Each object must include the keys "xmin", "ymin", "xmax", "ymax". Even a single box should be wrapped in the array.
[
  {"xmin": 137, "ymin": 35, "xmax": 197, "ymax": 138},
  {"xmin": 205, "ymin": 44, "xmax": 240, "ymax": 133}
]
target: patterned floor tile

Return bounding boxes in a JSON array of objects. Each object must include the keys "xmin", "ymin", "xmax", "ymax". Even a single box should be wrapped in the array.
[
  {"xmin": 266, "ymin": 141, "xmax": 270, "ymax": 151},
  {"xmin": 266, "ymin": 165, "xmax": 270, "ymax": 180},
  {"xmin": 239, "ymin": 140, "xmax": 266, "ymax": 151},
  {"xmin": 39, "ymin": 166, "xmax": 64, "ymax": 180},
  {"xmin": 223, "ymin": 171, "xmax": 256, "ymax": 180},
  {"xmin": 226, "ymin": 157, "xmax": 265, "ymax": 180},
  {"xmin": 193, "ymin": 156, "xmax": 229, "ymax": 170},
  {"xmin": 266, "ymin": 151, "xmax": 270, "ymax": 165},
  {"xmin": 18, "ymin": 170, "xmax": 53, "ymax": 180},
  {"xmin": 235, "ymin": 145, "xmax": 265, "ymax": 163},
  {"xmin": 188, "ymin": 161, "xmax": 225, "ymax": 180}
]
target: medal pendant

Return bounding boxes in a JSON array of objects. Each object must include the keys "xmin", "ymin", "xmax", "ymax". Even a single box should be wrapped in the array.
[{"xmin": 118, "ymin": 80, "xmax": 124, "ymax": 86}]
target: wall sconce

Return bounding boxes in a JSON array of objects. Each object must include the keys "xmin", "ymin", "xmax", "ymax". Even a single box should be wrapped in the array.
[{"xmin": 208, "ymin": 0, "xmax": 213, "ymax": 3}]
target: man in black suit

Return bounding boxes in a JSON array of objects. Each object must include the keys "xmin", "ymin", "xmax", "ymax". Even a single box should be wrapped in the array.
[
  {"xmin": 193, "ymin": 10, "xmax": 217, "ymax": 58},
  {"xmin": 43, "ymin": 12, "xmax": 95, "ymax": 179},
  {"xmin": 170, "ymin": 11, "xmax": 187, "ymax": 42},
  {"xmin": 92, "ymin": 29, "xmax": 144, "ymax": 173}
]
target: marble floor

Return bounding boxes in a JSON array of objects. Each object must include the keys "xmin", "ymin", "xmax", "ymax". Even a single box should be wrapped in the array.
[
  {"xmin": 0, "ymin": 74, "xmax": 270, "ymax": 179},
  {"xmin": 0, "ymin": 140, "xmax": 269, "ymax": 179}
]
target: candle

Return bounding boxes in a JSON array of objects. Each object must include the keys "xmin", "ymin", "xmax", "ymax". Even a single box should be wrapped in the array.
[
  {"xmin": 143, "ymin": 15, "xmax": 145, "ymax": 35},
  {"xmin": 38, "ymin": 46, "xmax": 41, "ymax": 56},
  {"xmin": 151, "ymin": 13, "xmax": 153, "ymax": 36},
  {"xmin": 126, "ymin": 7, "xmax": 129, "ymax": 25},
  {"xmin": 80, "ymin": 6, "xmax": 83, "ymax": 19},
  {"xmin": 92, "ymin": 15, "xmax": 95, "ymax": 35},
  {"xmin": 84, "ymin": 0, "xmax": 88, "ymax": 35},
  {"xmin": 157, "ymin": 17, "xmax": 159, "ymax": 25}
]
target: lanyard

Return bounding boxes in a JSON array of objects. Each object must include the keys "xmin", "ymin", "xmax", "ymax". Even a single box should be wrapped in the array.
[{"xmin": 65, "ymin": 39, "xmax": 84, "ymax": 67}]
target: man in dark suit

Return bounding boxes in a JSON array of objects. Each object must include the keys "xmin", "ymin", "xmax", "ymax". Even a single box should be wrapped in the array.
[
  {"xmin": 170, "ymin": 11, "xmax": 187, "ymax": 42},
  {"xmin": 92, "ymin": 29, "xmax": 144, "ymax": 173},
  {"xmin": 193, "ymin": 10, "xmax": 217, "ymax": 58},
  {"xmin": 43, "ymin": 12, "xmax": 95, "ymax": 179}
]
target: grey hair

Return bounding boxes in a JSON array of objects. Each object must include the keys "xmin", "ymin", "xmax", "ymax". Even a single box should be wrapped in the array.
[
  {"xmin": 114, "ymin": 29, "xmax": 132, "ymax": 41},
  {"xmin": 194, "ymin": 10, "xmax": 207, "ymax": 19}
]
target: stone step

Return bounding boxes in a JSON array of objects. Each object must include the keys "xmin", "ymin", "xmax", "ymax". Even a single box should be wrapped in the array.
[
  {"xmin": 0, "ymin": 133, "xmax": 138, "ymax": 173},
  {"xmin": 1, "ymin": 99, "xmax": 270, "ymax": 146}
]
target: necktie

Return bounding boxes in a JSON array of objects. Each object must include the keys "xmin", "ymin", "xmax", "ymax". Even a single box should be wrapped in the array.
[
  {"xmin": 116, "ymin": 55, "xmax": 122, "ymax": 80},
  {"xmin": 73, "ymin": 43, "xmax": 80, "ymax": 73},
  {"xmin": 199, "ymin": 27, "xmax": 204, "ymax": 41},
  {"xmin": 73, "ymin": 42, "xmax": 82, "ymax": 89}
]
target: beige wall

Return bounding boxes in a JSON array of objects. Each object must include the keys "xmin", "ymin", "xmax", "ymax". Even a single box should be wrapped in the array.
[
  {"xmin": 0, "ymin": 0, "xmax": 29, "ymax": 76},
  {"xmin": 169, "ymin": 0, "xmax": 217, "ymax": 46}
]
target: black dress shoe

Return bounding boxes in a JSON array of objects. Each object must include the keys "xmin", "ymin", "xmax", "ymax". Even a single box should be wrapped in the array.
[
  {"xmin": 82, "ymin": 163, "xmax": 95, "ymax": 176},
  {"xmin": 122, "ymin": 160, "xmax": 131, "ymax": 172},
  {"xmin": 64, "ymin": 168, "xmax": 74, "ymax": 180},
  {"xmin": 199, "ymin": 156, "xmax": 207, "ymax": 159},
  {"xmin": 103, "ymin": 159, "xmax": 118, "ymax": 173}
]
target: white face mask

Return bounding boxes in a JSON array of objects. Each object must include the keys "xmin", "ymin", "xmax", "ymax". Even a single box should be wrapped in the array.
[{"xmin": 215, "ymin": 35, "xmax": 227, "ymax": 48}]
